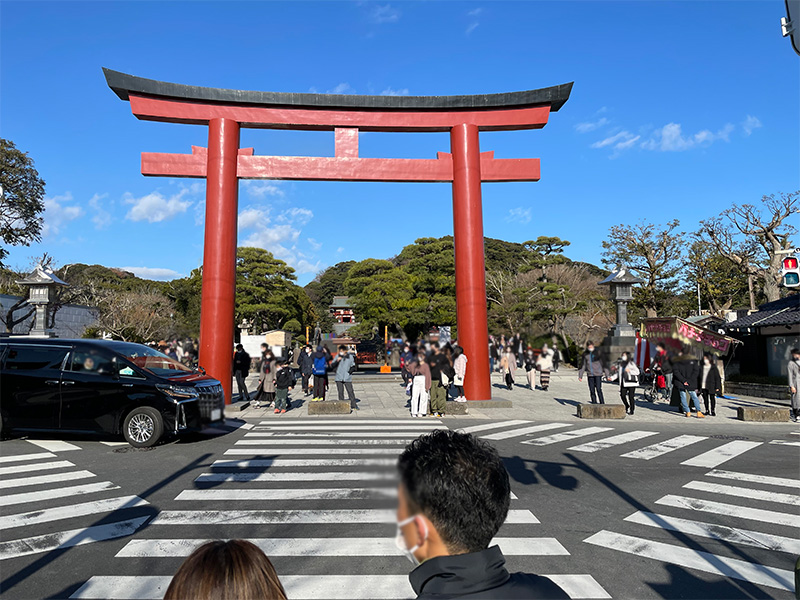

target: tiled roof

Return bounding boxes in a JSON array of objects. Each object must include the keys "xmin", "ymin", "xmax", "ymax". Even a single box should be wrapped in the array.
[{"xmin": 723, "ymin": 294, "xmax": 800, "ymax": 330}]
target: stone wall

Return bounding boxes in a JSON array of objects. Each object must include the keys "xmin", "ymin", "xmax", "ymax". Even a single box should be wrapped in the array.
[
  {"xmin": 725, "ymin": 381, "xmax": 791, "ymax": 402},
  {"xmin": 0, "ymin": 294, "xmax": 98, "ymax": 338}
]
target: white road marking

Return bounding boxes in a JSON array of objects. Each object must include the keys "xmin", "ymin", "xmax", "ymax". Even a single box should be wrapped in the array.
[
  {"xmin": 175, "ymin": 488, "xmax": 397, "ymax": 501},
  {"xmin": 624, "ymin": 511, "xmax": 800, "ymax": 555},
  {"xmin": 0, "ymin": 452, "xmax": 56, "ymax": 464},
  {"xmin": 568, "ymin": 430, "xmax": 658, "ymax": 453},
  {"xmin": 224, "ymin": 448, "xmax": 402, "ymax": 456},
  {"xmin": 99, "ymin": 442, "xmax": 129, "ymax": 446},
  {"xmin": 238, "ymin": 422, "xmax": 255, "ymax": 430},
  {"xmin": 655, "ymin": 495, "xmax": 800, "ymax": 528},
  {"xmin": 0, "ymin": 517, "xmax": 148, "ymax": 560},
  {"xmin": 545, "ymin": 574, "xmax": 611, "ymax": 599},
  {"xmin": 680, "ymin": 441, "xmax": 763, "ymax": 468},
  {"xmin": 620, "ymin": 435, "xmax": 708, "ymax": 460},
  {"xmin": 584, "ymin": 530, "xmax": 793, "ymax": 591},
  {"xmin": 522, "ymin": 427, "xmax": 614, "ymax": 446},
  {"xmin": 148, "ymin": 508, "xmax": 539, "ymax": 526},
  {"xmin": 683, "ymin": 480, "xmax": 800, "ymax": 506},
  {"xmin": 705, "ymin": 469, "xmax": 800, "ymax": 489},
  {"xmin": 0, "ymin": 470, "xmax": 96, "ymax": 490},
  {"xmin": 0, "ymin": 481, "xmax": 120, "ymax": 507},
  {"xmin": 239, "ymin": 437, "xmax": 410, "ymax": 445},
  {"xmin": 116, "ymin": 537, "xmax": 567, "ymax": 558},
  {"xmin": 457, "ymin": 420, "xmax": 531, "ymax": 434},
  {"xmin": 254, "ymin": 425, "xmax": 444, "ymax": 431},
  {"xmin": 195, "ymin": 471, "xmax": 395, "ymax": 483},
  {"xmin": 0, "ymin": 460, "xmax": 75, "ymax": 477},
  {"xmin": 0, "ymin": 496, "xmax": 149, "ymax": 530},
  {"xmin": 25, "ymin": 439, "xmax": 82, "ymax": 452},
  {"xmin": 482, "ymin": 422, "xmax": 572, "ymax": 440},
  {"xmin": 212, "ymin": 457, "xmax": 398, "ymax": 468},
  {"xmin": 245, "ymin": 432, "xmax": 418, "ymax": 438},
  {"xmin": 769, "ymin": 440, "xmax": 800, "ymax": 446},
  {"xmin": 258, "ymin": 419, "xmax": 441, "ymax": 425}
]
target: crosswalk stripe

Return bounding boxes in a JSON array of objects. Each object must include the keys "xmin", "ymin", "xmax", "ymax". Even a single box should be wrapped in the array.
[
  {"xmin": 0, "ymin": 496, "xmax": 146, "ymax": 530},
  {"xmin": 148, "ymin": 508, "xmax": 540, "ymax": 525},
  {"xmin": 769, "ymin": 440, "xmax": 800, "ymax": 446},
  {"xmin": 240, "ymin": 437, "xmax": 411, "ymax": 445},
  {"xmin": 0, "ymin": 460, "xmax": 75, "ymax": 476},
  {"xmin": 584, "ymin": 530, "xmax": 793, "ymax": 591},
  {"xmin": 568, "ymin": 430, "xmax": 658, "ymax": 453},
  {"xmin": 99, "ymin": 441, "xmax": 129, "ymax": 446},
  {"xmin": 705, "ymin": 469, "xmax": 800, "ymax": 489},
  {"xmin": 458, "ymin": 420, "xmax": 531, "ymax": 434},
  {"xmin": 70, "ymin": 574, "xmax": 603, "ymax": 599},
  {"xmin": 522, "ymin": 427, "xmax": 614, "ymax": 446},
  {"xmin": 0, "ymin": 517, "xmax": 149, "ymax": 560},
  {"xmin": 482, "ymin": 422, "xmax": 571, "ymax": 440},
  {"xmin": 0, "ymin": 470, "xmax": 96, "ymax": 490},
  {"xmin": 259, "ymin": 420, "xmax": 442, "ymax": 425},
  {"xmin": 680, "ymin": 441, "xmax": 763, "ymax": 468},
  {"xmin": 620, "ymin": 435, "xmax": 708, "ymax": 460},
  {"xmin": 0, "ymin": 452, "xmax": 57, "ymax": 464},
  {"xmin": 624, "ymin": 510, "xmax": 800, "ymax": 555},
  {"xmin": 224, "ymin": 448, "xmax": 402, "ymax": 456},
  {"xmin": 25, "ymin": 439, "xmax": 82, "ymax": 452},
  {"xmin": 245, "ymin": 432, "xmax": 419, "ymax": 438},
  {"xmin": 213, "ymin": 457, "xmax": 398, "ymax": 468},
  {"xmin": 683, "ymin": 480, "xmax": 800, "ymax": 506},
  {"xmin": 195, "ymin": 471, "xmax": 395, "ymax": 483},
  {"xmin": 545, "ymin": 574, "xmax": 611, "ymax": 599},
  {"xmin": 175, "ymin": 488, "xmax": 397, "ymax": 501},
  {"xmin": 116, "ymin": 537, "xmax": 568, "ymax": 558},
  {"xmin": 254, "ymin": 425, "xmax": 444, "ymax": 431},
  {"xmin": 0, "ymin": 481, "xmax": 120, "ymax": 507},
  {"xmin": 655, "ymin": 495, "xmax": 799, "ymax": 528}
]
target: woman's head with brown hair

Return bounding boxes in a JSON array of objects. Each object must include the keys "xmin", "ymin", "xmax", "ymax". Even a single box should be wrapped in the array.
[{"xmin": 164, "ymin": 540, "xmax": 286, "ymax": 600}]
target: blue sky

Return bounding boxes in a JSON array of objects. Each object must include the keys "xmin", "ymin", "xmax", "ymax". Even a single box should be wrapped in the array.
[{"xmin": 2, "ymin": 1, "xmax": 798, "ymax": 285}]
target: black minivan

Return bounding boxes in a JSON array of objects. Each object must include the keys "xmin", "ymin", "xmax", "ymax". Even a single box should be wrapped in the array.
[{"xmin": 0, "ymin": 338, "xmax": 225, "ymax": 447}]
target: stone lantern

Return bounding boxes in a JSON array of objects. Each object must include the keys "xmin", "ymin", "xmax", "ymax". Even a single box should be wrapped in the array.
[
  {"xmin": 16, "ymin": 265, "xmax": 68, "ymax": 337},
  {"xmin": 598, "ymin": 267, "xmax": 644, "ymax": 361}
]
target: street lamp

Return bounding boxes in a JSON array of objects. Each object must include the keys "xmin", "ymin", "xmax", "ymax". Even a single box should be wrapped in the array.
[
  {"xmin": 16, "ymin": 265, "xmax": 68, "ymax": 337},
  {"xmin": 598, "ymin": 267, "xmax": 644, "ymax": 361}
]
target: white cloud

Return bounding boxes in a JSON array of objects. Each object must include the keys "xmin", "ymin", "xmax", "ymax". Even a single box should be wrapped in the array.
[
  {"xmin": 613, "ymin": 136, "xmax": 641, "ymax": 151},
  {"xmin": 327, "ymin": 83, "xmax": 355, "ymax": 95},
  {"xmin": 238, "ymin": 205, "xmax": 319, "ymax": 274},
  {"xmin": 506, "ymin": 207, "xmax": 532, "ymax": 224},
  {"xmin": 467, "ymin": 8, "xmax": 483, "ymax": 17},
  {"xmin": 243, "ymin": 180, "xmax": 285, "ymax": 199},
  {"xmin": 337, "ymin": 247, "xmax": 345, "ymax": 253},
  {"xmin": 42, "ymin": 192, "xmax": 84, "ymax": 237},
  {"xmin": 591, "ymin": 131, "xmax": 636, "ymax": 149},
  {"xmin": 238, "ymin": 207, "xmax": 268, "ymax": 230},
  {"xmin": 278, "ymin": 207, "xmax": 314, "ymax": 226},
  {"xmin": 119, "ymin": 266, "xmax": 181, "ymax": 281},
  {"xmin": 575, "ymin": 117, "xmax": 609, "ymax": 133},
  {"xmin": 125, "ymin": 188, "xmax": 192, "ymax": 223},
  {"xmin": 466, "ymin": 22, "xmax": 479, "ymax": 35},
  {"xmin": 381, "ymin": 87, "xmax": 409, "ymax": 96},
  {"xmin": 307, "ymin": 238, "xmax": 323, "ymax": 251},
  {"xmin": 88, "ymin": 193, "xmax": 112, "ymax": 229},
  {"xmin": 369, "ymin": 4, "xmax": 400, "ymax": 24},
  {"xmin": 641, "ymin": 122, "xmax": 734, "ymax": 152},
  {"xmin": 742, "ymin": 115, "xmax": 762, "ymax": 136}
]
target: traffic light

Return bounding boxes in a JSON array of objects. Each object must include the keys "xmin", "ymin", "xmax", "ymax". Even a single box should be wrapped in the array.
[{"xmin": 782, "ymin": 255, "xmax": 800, "ymax": 287}]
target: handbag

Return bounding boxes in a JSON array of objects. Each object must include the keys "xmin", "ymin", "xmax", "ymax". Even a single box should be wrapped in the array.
[
  {"xmin": 505, "ymin": 372, "xmax": 514, "ymax": 386},
  {"xmin": 454, "ymin": 374, "xmax": 464, "ymax": 386},
  {"xmin": 657, "ymin": 374, "xmax": 666, "ymax": 389}
]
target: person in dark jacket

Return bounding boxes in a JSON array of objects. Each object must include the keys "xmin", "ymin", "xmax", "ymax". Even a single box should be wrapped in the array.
[
  {"xmin": 397, "ymin": 429, "xmax": 569, "ymax": 600},
  {"xmin": 672, "ymin": 349, "xmax": 705, "ymax": 418},
  {"xmin": 426, "ymin": 344, "xmax": 450, "ymax": 418},
  {"xmin": 698, "ymin": 353, "xmax": 722, "ymax": 416},
  {"xmin": 652, "ymin": 342, "xmax": 674, "ymax": 401},
  {"xmin": 232, "ymin": 344, "xmax": 251, "ymax": 402},
  {"xmin": 577, "ymin": 342, "xmax": 608, "ymax": 404},
  {"xmin": 273, "ymin": 359, "xmax": 295, "ymax": 414},
  {"xmin": 310, "ymin": 345, "xmax": 329, "ymax": 401},
  {"xmin": 297, "ymin": 345, "xmax": 313, "ymax": 396}
]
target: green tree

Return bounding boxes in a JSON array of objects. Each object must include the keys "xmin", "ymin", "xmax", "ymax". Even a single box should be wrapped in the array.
[
  {"xmin": 601, "ymin": 219, "xmax": 686, "ymax": 318},
  {"xmin": 0, "ymin": 139, "xmax": 46, "ymax": 268},
  {"xmin": 304, "ymin": 260, "xmax": 354, "ymax": 334},
  {"xmin": 687, "ymin": 240, "xmax": 753, "ymax": 316},
  {"xmin": 521, "ymin": 236, "xmax": 571, "ymax": 282},
  {"xmin": 344, "ymin": 259, "xmax": 418, "ymax": 338}
]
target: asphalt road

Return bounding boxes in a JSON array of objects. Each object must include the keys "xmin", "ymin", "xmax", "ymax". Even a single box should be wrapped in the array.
[{"xmin": 0, "ymin": 417, "xmax": 797, "ymax": 600}]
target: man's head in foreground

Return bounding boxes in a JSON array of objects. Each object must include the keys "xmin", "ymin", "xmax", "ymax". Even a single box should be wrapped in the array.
[{"xmin": 396, "ymin": 429, "xmax": 510, "ymax": 563}]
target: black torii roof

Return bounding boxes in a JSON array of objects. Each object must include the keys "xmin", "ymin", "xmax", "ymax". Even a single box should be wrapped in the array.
[{"xmin": 103, "ymin": 68, "xmax": 573, "ymax": 112}]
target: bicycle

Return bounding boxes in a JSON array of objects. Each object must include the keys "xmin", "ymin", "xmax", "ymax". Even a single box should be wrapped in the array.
[{"xmin": 642, "ymin": 368, "xmax": 665, "ymax": 402}]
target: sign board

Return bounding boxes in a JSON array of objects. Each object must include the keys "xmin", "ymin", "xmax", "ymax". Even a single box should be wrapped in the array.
[{"xmin": 641, "ymin": 317, "xmax": 737, "ymax": 355}]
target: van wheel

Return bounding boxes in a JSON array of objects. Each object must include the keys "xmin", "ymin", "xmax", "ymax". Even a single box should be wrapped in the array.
[{"xmin": 123, "ymin": 407, "xmax": 163, "ymax": 448}]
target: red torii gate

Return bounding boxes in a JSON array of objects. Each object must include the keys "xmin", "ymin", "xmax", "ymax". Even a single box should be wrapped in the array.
[{"xmin": 104, "ymin": 69, "xmax": 572, "ymax": 404}]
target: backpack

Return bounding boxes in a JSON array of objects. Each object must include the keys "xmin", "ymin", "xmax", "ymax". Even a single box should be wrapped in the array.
[{"xmin": 313, "ymin": 354, "xmax": 327, "ymax": 376}]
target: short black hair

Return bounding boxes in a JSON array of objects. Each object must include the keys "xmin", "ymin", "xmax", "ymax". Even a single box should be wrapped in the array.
[
  {"xmin": 792, "ymin": 348, "xmax": 800, "ymax": 355},
  {"xmin": 397, "ymin": 429, "xmax": 510, "ymax": 554},
  {"xmin": 338, "ymin": 344, "xmax": 348, "ymax": 352},
  {"xmin": 235, "ymin": 344, "xmax": 243, "ymax": 351}
]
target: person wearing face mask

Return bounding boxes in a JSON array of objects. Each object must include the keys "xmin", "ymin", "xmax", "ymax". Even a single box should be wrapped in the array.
[
  {"xmin": 395, "ymin": 430, "xmax": 569, "ymax": 599},
  {"xmin": 698, "ymin": 353, "xmax": 722, "ymax": 416},
  {"xmin": 523, "ymin": 347, "xmax": 537, "ymax": 390},
  {"xmin": 672, "ymin": 346, "xmax": 705, "ymax": 418},
  {"xmin": 537, "ymin": 344, "xmax": 554, "ymax": 392},
  {"xmin": 578, "ymin": 342, "xmax": 608, "ymax": 404},
  {"xmin": 332, "ymin": 345, "xmax": 358, "ymax": 411},
  {"xmin": 298, "ymin": 345, "xmax": 314, "ymax": 397},
  {"xmin": 617, "ymin": 352, "xmax": 640, "ymax": 415},
  {"xmin": 787, "ymin": 348, "xmax": 800, "ymax": 423}
]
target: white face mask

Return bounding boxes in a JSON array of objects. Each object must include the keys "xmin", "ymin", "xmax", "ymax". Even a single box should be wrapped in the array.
[{"xmin": 395, "ymin": 515, "xmax": 427, "ymax": 566}]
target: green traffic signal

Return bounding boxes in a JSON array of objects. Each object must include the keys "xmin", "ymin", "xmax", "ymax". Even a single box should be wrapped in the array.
[{"xmin": 784, "ymin": 272, "xmax": 800, "ymax": 287}]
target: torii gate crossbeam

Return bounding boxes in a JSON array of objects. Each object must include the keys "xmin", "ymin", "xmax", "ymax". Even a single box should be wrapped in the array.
[{"xmin": 104, "ymin": 69, "xmax": 572, "ymax": 405}]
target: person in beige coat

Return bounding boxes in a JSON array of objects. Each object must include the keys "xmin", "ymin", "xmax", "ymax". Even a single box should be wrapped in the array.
[
  {"xmin": 537, "ymin": 344, "xmax": 555, "ymax": 391},
  {"xmin": 500, "ymin": 346, "xmax": 517, "ymax": 390}
]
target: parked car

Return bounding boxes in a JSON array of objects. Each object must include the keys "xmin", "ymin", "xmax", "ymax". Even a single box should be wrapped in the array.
[{"xmin": 0, "ymin": 338, "xmax": 225, "ymax": 447}]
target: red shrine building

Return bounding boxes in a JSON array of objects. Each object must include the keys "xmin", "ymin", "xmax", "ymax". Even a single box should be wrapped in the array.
[{"xmin": 330, "ymin": 296, "xmax": 357, "ymax": 336}]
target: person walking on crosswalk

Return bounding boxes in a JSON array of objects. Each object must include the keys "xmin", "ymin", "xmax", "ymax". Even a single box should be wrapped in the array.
[{"xmin": 396, "ymin": 430, "xmax": 569, "ymax": 599}]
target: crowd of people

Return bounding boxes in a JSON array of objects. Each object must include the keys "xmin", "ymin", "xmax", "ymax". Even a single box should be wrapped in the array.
[
  {"xmin": 163, "ymin": 430, "xmax": 570, "ymax": 600},
  {"xmin": 399, "ymin": 340, "xmax": 468, "ymax": 418},
  {"xmin": 146, "ymin": 338, "xmax": 198, "ymax": 367}
]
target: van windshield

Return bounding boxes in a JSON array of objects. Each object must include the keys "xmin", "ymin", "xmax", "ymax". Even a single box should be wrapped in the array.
[{"xmin": 115, "ymin": 344, "xmax": 194, "ymax": 377}]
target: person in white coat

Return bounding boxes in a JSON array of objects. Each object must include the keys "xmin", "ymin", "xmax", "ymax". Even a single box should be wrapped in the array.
[
  {"xmin": 617, "ymin": 352, "xmax": 640, "ymax": 415},
  {"xmin": 537, "ymin": 344, "xmax": 555, "ymax": 391},
  {"xmin": 452, "ymin": 345, "xmax": 468, "ymax": 402}
]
